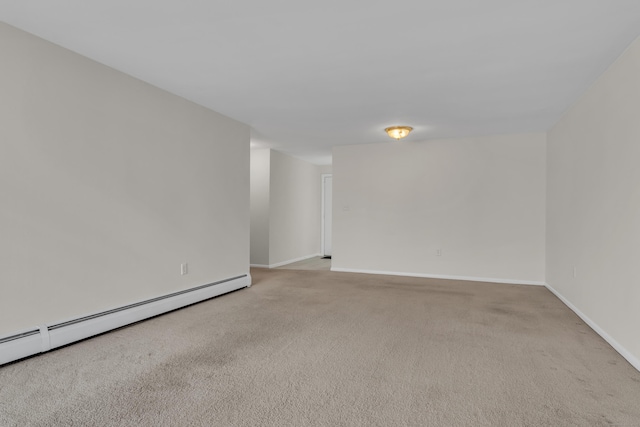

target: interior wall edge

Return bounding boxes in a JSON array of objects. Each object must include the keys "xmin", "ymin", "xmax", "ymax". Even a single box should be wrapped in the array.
[
  {"xmin": 0, "ymin": 274, "xmax": 251, "ymax": 366},
  {"xmin": 330, "ymin": 268, "xmax": 546, "ymax": 287},
  {"xmin": 265, "ymin": 253, "xmax": 322, "ymax": 269},
  {"xmin": 545, "ymin": 282, "xmax": 640, "ymax": 373}
]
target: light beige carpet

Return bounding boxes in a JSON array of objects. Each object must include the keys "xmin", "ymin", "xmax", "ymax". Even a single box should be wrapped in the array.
[
  {"xmin": 276, "ymin": 256, "xmax": 331, "ymax": 271},
  {"xmin": 1, "ymin": 268, "xmax": 639, "ymax": 426}
]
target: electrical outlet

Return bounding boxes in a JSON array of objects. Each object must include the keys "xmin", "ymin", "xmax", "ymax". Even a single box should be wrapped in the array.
[
  {"xmin": 436, "ymin": 249, "xmax": 442, "ymax": 256},
  {"xmin": 181, "ymin": 262, "xmax": 188, "ymax": 276}
]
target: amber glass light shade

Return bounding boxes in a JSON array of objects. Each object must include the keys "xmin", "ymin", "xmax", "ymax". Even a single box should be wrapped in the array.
[{"xmin": 385, "ymin": 126, "xmax": 413, "ymax": 140}]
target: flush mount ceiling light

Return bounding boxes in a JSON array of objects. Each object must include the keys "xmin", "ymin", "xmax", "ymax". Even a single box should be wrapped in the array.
[{"xmin": 385, "ymin": 126, "xmax": 413, "ymax": 140}]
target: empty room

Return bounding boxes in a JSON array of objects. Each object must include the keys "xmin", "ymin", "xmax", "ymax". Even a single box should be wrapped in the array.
[{"xmin": 1, "ymin": 1, "xmax": 640, "ymax": 426}]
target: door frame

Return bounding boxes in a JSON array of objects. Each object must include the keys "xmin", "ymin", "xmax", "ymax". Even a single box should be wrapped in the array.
[{"xmin": 321, "ymin": 174, "xmax": 332, "ymax": 257}]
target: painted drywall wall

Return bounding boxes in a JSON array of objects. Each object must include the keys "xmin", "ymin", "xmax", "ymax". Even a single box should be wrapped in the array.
[
  {"xmin": 250, "ymin": 149, "xmax": 271, "ymax": 266},
  {"xmin": 546, "ymin": 36, "xmax": 640, "ymax": 363},
  {"xmin": 332, "ymin": 134, "xmax": 546, "ymax": 283},
  {"xmin": 249, "ymin": 150, "xmax": 325, "ymax": 266},
  {"xmin": 319, "ymin": 165, "xmax": 333, "ymax": 175},
  {"xmin": 268, "ymin": 150, "xmax": 322, "ymax": 265},
  {"xmin": 0, "ymin": 23, "xmax": 250, "ymax": 336}
]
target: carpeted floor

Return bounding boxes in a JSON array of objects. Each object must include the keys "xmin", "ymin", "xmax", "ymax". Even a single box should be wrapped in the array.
[
  {"xmin": 276, "ymin": 256, "xmax": 331, "ymax": 271},
  {"xmin": 1, "ymin": 268, "xmax": 639, "ymax": 426}
]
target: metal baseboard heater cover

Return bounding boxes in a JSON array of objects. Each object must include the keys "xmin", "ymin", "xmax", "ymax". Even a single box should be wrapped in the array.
[{"xmin": 0, "ymin": 274, "xmax": 251, "ymax": 366}]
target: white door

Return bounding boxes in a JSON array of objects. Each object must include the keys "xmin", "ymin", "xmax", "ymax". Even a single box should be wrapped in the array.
[{"xmin": 322, "ymin": 175, "xmax": 332, "ymax": 256}]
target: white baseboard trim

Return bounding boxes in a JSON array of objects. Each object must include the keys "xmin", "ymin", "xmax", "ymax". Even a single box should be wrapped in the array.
[
  {"xmin": 251, "ymin": 253, "xmax": 322, "ymax": 269},
  {"xmin": 545, "ymin": 282, "xmax": 640, "ymax": 372},
  {"xmin": 330, "ymin": 267, "xmax": 545, "ymax": 286},
  {"xmin": 0, "ymin": 273, "xmax": 251, "ymax": 366}
]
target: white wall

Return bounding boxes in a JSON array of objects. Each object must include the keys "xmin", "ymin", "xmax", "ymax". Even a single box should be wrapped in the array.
[
  {"xmin": 332, "ymin": 134, "xmax": 546, "ymax": 283},
  {"xmin": 319, "ymin": 165, "xmax": 333, "ymax": 175},
  {"xmin": 250, "ymin": 149, "xmax": 270, "ymax": 266},
  {"xmin": 268, "ymin": 150, "xmax": 322, "ymax": 265},
  {"xmin": 546, "ymin": 36, "xmax": 640, "ymax": 364},
  {"xmin": 0, "ymin": 23, "xmax": 250, "ymax": 336},
  {"xmin": 249, "ymin": 150, "xmax": 324, "ymax": 266}
]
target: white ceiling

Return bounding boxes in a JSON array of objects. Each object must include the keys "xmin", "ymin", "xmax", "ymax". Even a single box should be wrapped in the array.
[{"xmin": 2, "ymin": 1, "xmax": 640, "ymax": 164}]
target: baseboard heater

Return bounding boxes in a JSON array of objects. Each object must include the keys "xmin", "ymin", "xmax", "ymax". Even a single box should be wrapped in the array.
[{"xmin": 0, "ymin": 274, "xmax": 251, "ymax": 366}]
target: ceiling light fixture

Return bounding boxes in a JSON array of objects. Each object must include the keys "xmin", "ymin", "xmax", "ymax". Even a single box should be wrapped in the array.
[{"xmin": 385, "ymin": 126, "xmax": 413, "ymax": 140}]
